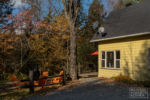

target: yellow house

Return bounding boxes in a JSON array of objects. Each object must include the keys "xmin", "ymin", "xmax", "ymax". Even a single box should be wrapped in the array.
[{"xmin": 90, "ymin": 0, "xmax": 150, "ymax": 81}]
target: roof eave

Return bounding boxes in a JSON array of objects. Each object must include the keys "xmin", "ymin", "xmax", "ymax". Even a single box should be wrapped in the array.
[{"xmin": 90, "ymin": 32, "xmax": 150, "ymax": 43}]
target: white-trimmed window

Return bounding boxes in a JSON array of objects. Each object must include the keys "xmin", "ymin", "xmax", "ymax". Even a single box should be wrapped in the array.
[{"xmin": 101, "ymin": 51, "xmax": 120, "ymax": 69}]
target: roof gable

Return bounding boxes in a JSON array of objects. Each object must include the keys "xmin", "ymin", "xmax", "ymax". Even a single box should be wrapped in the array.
[{"xmin": 91, "ymin": 0, "xmax": 150, "ymax": 42}]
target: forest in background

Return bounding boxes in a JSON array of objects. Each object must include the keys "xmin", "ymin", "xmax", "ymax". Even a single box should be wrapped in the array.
[{"xmin": 0, "ymin": 0, "xmax": 143, "ymax": 81}]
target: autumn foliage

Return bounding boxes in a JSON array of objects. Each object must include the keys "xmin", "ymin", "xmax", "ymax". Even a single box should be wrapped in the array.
[{"xmin": 0, "ymin": 10, "xmax": 70, "ymax": 80}]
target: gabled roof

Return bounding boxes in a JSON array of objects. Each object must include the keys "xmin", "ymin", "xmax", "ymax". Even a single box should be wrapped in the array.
[{"xmin": 90, "ymin": 0, "xmax": 150, "ymax": 42}]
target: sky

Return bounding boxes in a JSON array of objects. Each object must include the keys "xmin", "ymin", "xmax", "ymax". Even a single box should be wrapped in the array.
[
  {"xmin": 12, "ymin": 0, "xmax": 118, "ymax": 17},
  {"xmin": 12, "ymin": 0, "xmax": 93, "ymax": 15},
  {"xmin": 12, "ymin": 0, "xmax": 27, "ymax": 14}
]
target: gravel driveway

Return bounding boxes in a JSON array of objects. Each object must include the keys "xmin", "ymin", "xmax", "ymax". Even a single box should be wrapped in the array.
[{"xmin": 23, "ymin": 77, "xmax": 150, "ymax": 100}]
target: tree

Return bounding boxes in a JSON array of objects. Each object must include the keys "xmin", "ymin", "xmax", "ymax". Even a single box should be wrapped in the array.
[
  {"xmin": 61, "ymin": 0, "xmax": 81, "ymax": 80},
  {"xmin": 35, "ymin": 14, "xmax": 70, "ymax": 74},
  {"xmin": 76, "ymin": 0, "xmax": 103, "ymax": 73},
  {"xmin": 4, "ymin": 10, "xmax": 43, "ymax": 74},
  {"xmin": 2, "ymin": 8, "xmax": 71, "ymax": 76},
  {"xmin": 0, "ymin": 0, "xmax": 13, "ymax": 29},
  {"xmin": 22, "ymin": 0, "xmax": 42, "ymax": 20},
  {"xmin": 84, "ymin": 0, "xmax": 103, "ymax": 38},
  {"xmin": 0, "ymin": 33, "xmax": 20, "ymax": 80},
  {"xmin": 22, "ymin": 0, "xmax": 58, "ymax": 20}
]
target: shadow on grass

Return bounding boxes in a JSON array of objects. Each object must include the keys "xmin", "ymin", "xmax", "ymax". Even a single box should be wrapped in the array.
[
  {"xmin": 0, "ymin": 85, "xmax": 60, "ymax": 100},
  {"xmin": 0, "ymin": 89, "xmax": 30, "ymax": 100}
]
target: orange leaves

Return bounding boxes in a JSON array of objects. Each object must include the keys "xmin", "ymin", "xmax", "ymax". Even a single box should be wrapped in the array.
[{"xmin": 6, "ymin": 10, "xmax": 42, "ymax": 33}]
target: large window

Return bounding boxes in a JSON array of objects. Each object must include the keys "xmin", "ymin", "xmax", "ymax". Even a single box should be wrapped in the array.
[{"xmin": 101, "ymin": 51, "xmax": 120, "ymax": 69}]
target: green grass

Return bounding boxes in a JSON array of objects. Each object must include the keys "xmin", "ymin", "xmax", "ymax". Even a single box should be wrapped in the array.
[
  {"xmin": 0, "ymin": 89, "xmax": 31, "ymax": 100},
  {"xmin": 0, "ymin": 85, "xmax": 61, "ymax": 100}
]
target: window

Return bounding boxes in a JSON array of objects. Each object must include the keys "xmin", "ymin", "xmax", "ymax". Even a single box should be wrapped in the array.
[
  {"xmin": 101, "ymin": 50, "xmax": 120, "ymax": 69},
  {"xmin": 101, "ymin": 51, "xmax": 105, "ymax": 68},
  {"xmin": 116, "ymin": 51, "xmax": 120, "ymax": 68},
  {"xmin": 107, "ymin": 51, "xmax": 114, "ymax": 68}
]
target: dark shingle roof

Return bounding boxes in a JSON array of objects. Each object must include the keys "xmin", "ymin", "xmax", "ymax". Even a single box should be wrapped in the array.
[{"xmin": 90, "ymin": 0, "xmax": 150, "ymax": 42}]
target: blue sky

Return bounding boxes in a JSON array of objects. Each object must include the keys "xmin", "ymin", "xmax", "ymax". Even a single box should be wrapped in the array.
[
  {"xmin": 82, "ymin": 0, "xmax": 93, "ymax": 13},
  {"xmin": 12, "ymin": 0, "xmax": 118, "ymax": 17}
]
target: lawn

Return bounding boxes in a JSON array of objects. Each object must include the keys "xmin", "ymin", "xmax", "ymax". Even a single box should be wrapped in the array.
[
  {"xmin": 0, "ymin": 89, "xmax": 30, "ymax": 100},
  {"xmin": 0, "ymin": 85, "xmax": 60, "ymax": 100}
]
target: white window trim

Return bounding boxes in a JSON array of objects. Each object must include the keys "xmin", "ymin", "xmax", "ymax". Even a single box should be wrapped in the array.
[
  {"xmin": 101, "ymin": 50, "xmax": 120, "ymax": 69},
  {"xmin": 114, "ymin": 51, "xmax": 116, "ymax": 68}
]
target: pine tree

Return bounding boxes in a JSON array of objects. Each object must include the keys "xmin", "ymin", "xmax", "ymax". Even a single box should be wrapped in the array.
[{"xmin": 84, "ymin": 0, "xmax": 103, "ymax": 38}]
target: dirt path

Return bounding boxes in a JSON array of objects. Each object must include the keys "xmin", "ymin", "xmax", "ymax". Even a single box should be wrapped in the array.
[{"xmin": 23, "ymin": 77, "xmax": 149, "ymax": 100}]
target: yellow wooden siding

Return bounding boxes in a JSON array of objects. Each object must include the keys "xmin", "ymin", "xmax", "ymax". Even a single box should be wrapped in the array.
[{"xmin": 98, "ymin": 34, "xmax": 150, "ymax": 80}]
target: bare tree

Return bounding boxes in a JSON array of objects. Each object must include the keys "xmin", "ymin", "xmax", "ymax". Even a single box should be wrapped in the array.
[
  {"xmin": 61, "ymin": 0, "xmax": 81, "ymax": 80},
  {"xmin": 22, "ymin": 0, "xmax": 43, "ymax": 20}
]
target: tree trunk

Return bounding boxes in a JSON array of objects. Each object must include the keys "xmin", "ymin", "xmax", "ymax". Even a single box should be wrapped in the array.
[
  {"xmin": 29, "ymin": 70, "xmax": 34, "ymax": 93},
  {"xmin": 69, "ymin": 22, "xmax": 77, "ymax": 80}
]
